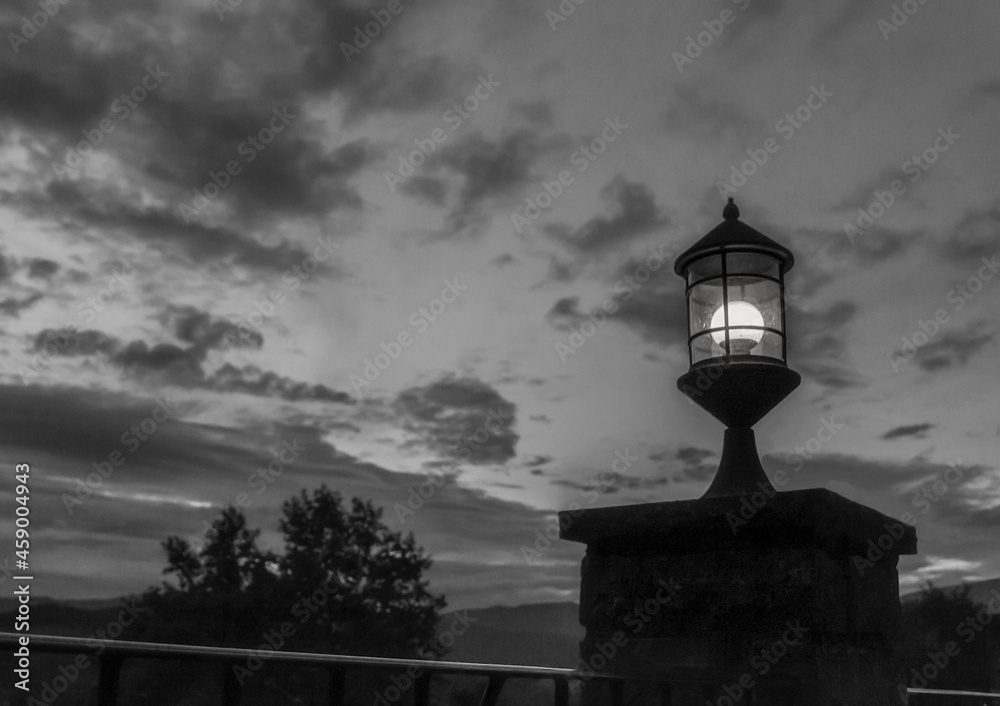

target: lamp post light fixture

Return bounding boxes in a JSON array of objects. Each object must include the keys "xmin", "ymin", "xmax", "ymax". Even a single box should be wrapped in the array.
[
  {"xmin": 675, "ymin": 198, "xmax": 801, "ymax": 498},
  {"xmin": 563, "ymin": 197, "xmax": 915, "ymax": 704}
]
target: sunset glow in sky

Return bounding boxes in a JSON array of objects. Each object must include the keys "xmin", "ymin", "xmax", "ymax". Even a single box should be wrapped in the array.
[{"xmin": 1, "ymin": 0, "xmax": 999, "ymax": 610}]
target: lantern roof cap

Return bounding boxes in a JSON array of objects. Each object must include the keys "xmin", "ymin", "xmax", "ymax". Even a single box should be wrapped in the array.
[{"xmin": 674, "ymin": 198, "xmax": 795, "ymax": 275}]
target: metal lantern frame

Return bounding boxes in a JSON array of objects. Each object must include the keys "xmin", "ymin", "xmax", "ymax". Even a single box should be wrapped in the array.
[
  {"xmin": 683, "ymin": 247, "xmax": 789, "ymax": 367},
  {"xmin": 674, "ymin": 199, "xmax": 802, "ymax": 498}
]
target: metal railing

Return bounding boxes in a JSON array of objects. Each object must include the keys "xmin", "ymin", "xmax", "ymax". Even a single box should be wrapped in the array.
[
  {"xmin": 3, "ymin": 633, "xmax": 999, "ymax": 705},
  {"xmin": 909, "ymin": 687, "xmax": 1000, "ymax": 703},
  {"xmin": 1, "ymin": 632, "xmax": 593, "ymax": 705}
]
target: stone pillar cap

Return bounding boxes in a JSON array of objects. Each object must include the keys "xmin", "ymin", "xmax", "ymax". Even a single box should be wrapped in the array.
[{"xmin": 559, "ymin": 488, "xmax": 917, "ymax": 556}]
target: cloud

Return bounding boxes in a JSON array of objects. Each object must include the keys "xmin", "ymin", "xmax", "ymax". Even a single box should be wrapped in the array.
[
  {"xmin": 756, "ymin": 453, "xmax": 1000, "ymax": 573},
  {"xmin": 0, "ymin": 293, "xmax": 43, "ymax": 318},
  {"xmin": 543, "ymin": 177, "xmax": 667, "ymax": 254},
  {"xmin": 400, "ymin": 175, "xmax": 447, "ymax": 206},
  {"xmin": 832, "ymin": 166, "xmax": 907, "ymax": 212},
  {"xmin": 0, "ymin": 0, "xmax": 449, "ymax": 241},
  {"xmin": 32, "ymin": 315, "xmax": 353, "ymax": 404},
  {"xmin": 0, "ymin": 55, "xmax": 112, "ymax": 137},
  {"xmin": 0, "ymin": 385, "xmax": 226, "ymax": 483},
  {"xmin": 111, "ymin": 340, "xmax": 203, "ymax": 381},
  {"xmin": 968, "ymin": 78, "xmax": 1000, "ymax": 105},
  {"xmin": 133, "ymin": 90, "xmax": 377, "ymax": 221},
  {"xmin": 827, "ymin": 223, "xmax": 916, "ymax": 263},
  {"xmin": 788, "ymin": 299, "xmax": 869, "ymax": 391},
  {"xmin": 906, "ymin": 556, "xmax": 984, "ymax": 584},
  {"xmin": 29, "ymin": 181, "xmax": 328, "ymax": 274},
  {"xmin": 192, "ymin": 135, "xmax": 374, "ymax": 220},
  {"xmin": 545, "ymin": 251, "xmax": 686, "ymax": 345},
  {"xmin": 905, "ymin": 320, "xmax": 996, "ymax": 372},
  {"xmin": 0, "ymin": 385, "xmax": 352, "ymax": 517},
  {"xmin": 662, "ymin": 84, "xmax": 766, "ymax": 144},
  {"xmin": 597, "ymin": 256, "xmax": 687, "ymax": 344},
  {"xmin": 939, "ymin": 201, "xmax": 1000, "ymax": 263},
  {"xmin": 46, "ymin": 307, "xmax": 264, "ymax": 384},
  {"xmin": 435, "ymin": 129, "xmax": 546, "ymax": 225},
  {"xmin": 846, "ymin": 227, "xmax": 915, "ymax": 262},
  {"xmin": 0, "ymin": 383, "xmax": 561, "ymax": 606},
  {"xmin": 881, "ymin": 423, "xmax": 935, "ymax": 440},
  {"xmin": 541, "ymin": 258, "xmax": 580, "ymax": 284},
  {"xmin": 160, "ymin": 305, "xmax": 263, "ymax": 350},
  {"xmin": 672, "ymin": 446, "xmax": 717, "ymax": 483},
  {"xmin": 549, "ymin": 473, "xmax": 668, "ymax": 495},
  {"xmin": 0, "ymin": 254, "xmax": 53, "ymax": 316},
  {"xmin": 676, "ymin": 446, "xmax": 714, "ymax": 464},
  {"xmin": 813, "ymin": 0, "xmax": 871, "ymax": 44},
  {"xmin": 394, "ymin": 375, "xmax": 519, "ymax": 465},
  {"xmin": 512, "ymin": 99, "xmax": 554, "ymax": 127},
  {"xmin": 28, "ymin": 259, "xmax": 60, "ymax": 278},
  {"xmin": 777, "ymin": 229, "xmax": 839, "ymax": 299},
  {"xmin": 344, "ymin": 53, "xmax": 465, "ymax": 120},
  {"xmin": 299, "ymin": 4, "xmax": 466, "ymax": 120},
  {"xmin": 545, "ymin": 297, "xmax": 585, "ymax": 332},
  {"xmin": 778, "ymin": 222, "xmax": 914, "ymax": 314},
  {"xmin": 207, "ymin": 364, "xmax": 353, "ymax": 404},
  {"xmin": 34, "ymin": 328, "xmax": 120, "ymax": 357}
]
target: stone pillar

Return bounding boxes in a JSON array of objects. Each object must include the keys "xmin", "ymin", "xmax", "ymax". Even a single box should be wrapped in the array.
[{"xmin": 559, "ymin": 488, "xmax": 917, "ymax": 705}]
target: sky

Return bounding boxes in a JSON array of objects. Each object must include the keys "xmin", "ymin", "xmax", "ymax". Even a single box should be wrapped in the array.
[{"xmin": 0, "ymin": 0, "xmax": 998, "ymax": 612}]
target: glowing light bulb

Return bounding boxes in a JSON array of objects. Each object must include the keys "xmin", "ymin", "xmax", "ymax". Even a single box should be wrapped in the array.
[{"xmin": 710, "ymin": 300, "xmax": 764, "ymax": 353}]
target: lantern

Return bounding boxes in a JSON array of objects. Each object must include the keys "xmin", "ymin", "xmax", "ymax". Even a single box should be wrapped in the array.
[{"xmin": 674, "ymin": 199, "xmax": 801, "ymax": 497}]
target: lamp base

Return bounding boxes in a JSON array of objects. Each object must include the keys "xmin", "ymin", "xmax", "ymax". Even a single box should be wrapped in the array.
[
  {"xmin": 702, "ymin": 426, "xmax": 773, "ymax": 498},
  {"xmin": 677, "ymin": 360, "xmax": 801, "ymax": 428}
]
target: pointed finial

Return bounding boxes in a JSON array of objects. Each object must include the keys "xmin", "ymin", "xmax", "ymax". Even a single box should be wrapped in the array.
[{"xmin": 723, "ymin": 197, "xmax": 739, "ymax": 220}]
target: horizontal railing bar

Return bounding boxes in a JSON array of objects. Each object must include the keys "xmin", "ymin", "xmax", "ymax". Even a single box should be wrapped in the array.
[
  {"xmin": 7, "ymin": 633, "xmax": 997, "ymax": 698},
  {"xmin": 908, "ymin": 687, "xmax": 1000, "ymax": 698},
  {"xmin": 0, "ymin": 633, "xmax": 583, "ymax": 679}
]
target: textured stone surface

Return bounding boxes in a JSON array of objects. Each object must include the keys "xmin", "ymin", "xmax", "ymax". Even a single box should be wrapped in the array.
[
  {"xmin": 564, "ymin": 489, "xmax": 916, "ymax": 706},
  {"xmin": 560, "ymin": 487, "xmax": 917, "ymax": 556}
]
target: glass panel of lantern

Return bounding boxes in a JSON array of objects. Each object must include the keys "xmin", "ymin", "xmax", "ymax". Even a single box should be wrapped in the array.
[
  {"xmin": 688, "ymin": 275, "xmax": 725, "ymax": 364},
  {"xmin": 686, "ymin": 251, "xmax": 785, "ymax": 364},
  {"xmin": 721, "ymin": 275, "xmax": 782, "ymax": 360}
]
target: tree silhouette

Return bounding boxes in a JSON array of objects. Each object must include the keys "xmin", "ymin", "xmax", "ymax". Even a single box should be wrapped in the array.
[
  {"xmin": 898, "ymin": 582, "xmax": 999, "ymax": 700},
  {"xmin": 275, "ymin": 486, "xmax": 445, "ymax": 656},
  {"xmin": 130, "ymin": 507, "xmax": 279, "ymax": 649},
  {"xmin": 131, "ymin": 486, "xmax": 444, "ymax": 657}
]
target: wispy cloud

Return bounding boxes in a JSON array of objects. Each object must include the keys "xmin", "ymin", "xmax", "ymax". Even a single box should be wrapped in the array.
[{"xmin": 881, "ymin": 423, "xmax": 935, "ymax": 440}]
